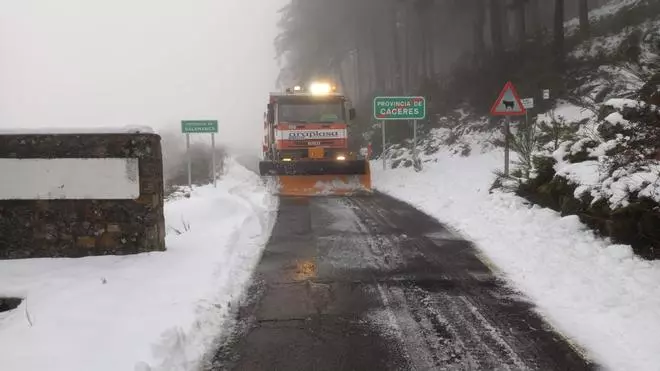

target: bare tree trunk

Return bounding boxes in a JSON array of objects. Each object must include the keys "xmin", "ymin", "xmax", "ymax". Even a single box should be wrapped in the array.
[
  {"xmin": 349, "ymin": 58, "xmax": 359, "ymax": 99},
  {"xmin": 350, "ymin": 9, "xmax": 362, "ymax": 101},
  {"xmin": 362, "ymin": 47, "xmax": 373, "ymax": 98},
  {"xmin": 420, "ymin": 20, "xmax": 430, "ymax": 79},
  {"xmin": 390, "ymin": 1, "xmax": 404, "ymax": 93},
  {"xmin": 408, "ymin": 5, "xmax": 424, "ymax": 92},
  {"xmin": 514, "ymin": 0, "xmax": 527, "ymax": 44},
  {"xmin": 371, "ymin": 21, "xmax": 388, "ymax": 93},
  {"xmin": 362, "ymin": 46, "xmax": 373, "ymax": 96},
  {"xmin": 432, "ymin": 2, "xmax": 444, "ymax": 75},
  {"xmin": 416, "ymin": 0, "xmax": 433, "ymax": 79},
  {"xmin": 473, "ymin": 0, "xmax": 486, "ymax": 56},
  {"xmin": 402, "ymin": 4, "xmax": 411, "ymax": 93},
  {"xmin": 579, "ymin": 0, "xmax": 590, "ymax": 38},
  {"xmin": 529, "ymin": 0, "xmax": 543, "ymax": 36},
  {"xmin": 554, "ymin": 0, "xmax": 565, "ymax": 70},
  {"xmin": 490, "ymin": 0, "xmax": 504, "ymax": 54}
]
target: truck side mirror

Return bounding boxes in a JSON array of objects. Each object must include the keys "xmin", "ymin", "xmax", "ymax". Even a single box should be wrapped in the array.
[
  {"xmin": 349, "ymin": 108, "xmax": 356, "ymax": 120},
  {"xmin": 267, "ymin": 103, "xmax": 274, "ymax": 123}
]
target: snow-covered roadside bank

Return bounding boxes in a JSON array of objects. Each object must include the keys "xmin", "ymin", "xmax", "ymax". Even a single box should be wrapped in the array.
[
  {"xmin": 373, "ymin": 151, "xmax": 660, "ymax": 371},
  {"xmin": 0, "ymin": 158, "xmax": 278, "ymax": 371}
]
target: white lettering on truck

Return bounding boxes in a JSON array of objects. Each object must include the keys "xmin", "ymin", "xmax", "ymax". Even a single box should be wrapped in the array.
[
  {"xmin": 275, "ymin": 129, "xmax": 347, "ymax": 141},
  {"xmin": 288, "ymin": 131, "xmax": 340, "ymax": 139}
]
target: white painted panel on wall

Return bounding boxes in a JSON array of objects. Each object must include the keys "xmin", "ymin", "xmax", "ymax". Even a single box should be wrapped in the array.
[{"xmin": 0, "ymin": 158, "xmax": 140, "ymax": 200}]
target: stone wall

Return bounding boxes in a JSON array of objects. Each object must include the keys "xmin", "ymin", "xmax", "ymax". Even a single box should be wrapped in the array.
[{"xmin": 0, "ymin": 133, "xmax": 165, "ymax": 259}]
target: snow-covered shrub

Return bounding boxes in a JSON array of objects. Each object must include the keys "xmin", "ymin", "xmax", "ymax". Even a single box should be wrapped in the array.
[
  {"xmin": 511, "ymin": 95, "xmax": 660, "ymax": 259},
  {"xmin": 535, "ymin": 112, "xmax": 580, "ymax": 152},
  {"xmin": 597, "ymin": 99, "xmax": 660, "ymax": 172},
  {"xmin": 639, "ymin": 72, "xmax": 660, "ymax": 105}
]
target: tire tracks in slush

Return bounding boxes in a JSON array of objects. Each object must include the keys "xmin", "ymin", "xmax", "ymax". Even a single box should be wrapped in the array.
[{"xmin": 208, "ymin": 193, "xmax": 595, "ymax": 371}]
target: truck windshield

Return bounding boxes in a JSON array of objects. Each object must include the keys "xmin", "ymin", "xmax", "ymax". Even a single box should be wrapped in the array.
[{"xmin": 278, "ymin": 103, "xmax": 345, "ymax": 123}]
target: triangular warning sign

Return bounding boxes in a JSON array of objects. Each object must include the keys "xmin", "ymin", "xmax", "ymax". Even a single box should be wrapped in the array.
[{"xmin": 490, "ymin": 81, "xmax": 526, "ymax": 116}]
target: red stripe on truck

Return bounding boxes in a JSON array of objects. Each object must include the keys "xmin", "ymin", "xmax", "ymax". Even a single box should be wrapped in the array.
[
  {"xmin": 276, "ymin": 123, "xmax": 347, "ymax": 130},
  {"xmin": 277, "ymin": 138, "xmax": 346, "ymax": 149}
]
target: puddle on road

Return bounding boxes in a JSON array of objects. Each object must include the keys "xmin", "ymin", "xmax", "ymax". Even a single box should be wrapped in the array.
[{"xmin": 295, "ymin": 259, "xmax": 317, "ymax": 281}]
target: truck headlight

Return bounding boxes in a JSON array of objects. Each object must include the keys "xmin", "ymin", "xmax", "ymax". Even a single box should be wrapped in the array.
[
  {"xmin": 336, "ymin": 155, "xmax": 346, "ymax": 161},
  {"xmin": 310, "ymin": 82, "xmax": 332, "ymax": 95}
]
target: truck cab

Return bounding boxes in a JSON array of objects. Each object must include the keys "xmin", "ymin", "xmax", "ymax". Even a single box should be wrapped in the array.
[
  {"xmin": 259, "ymin": 82, "xmax": 369, "ymax": 196},
  {"xmin": 262, "ymin": 83, "xmax": 356, "ymax": 162}
]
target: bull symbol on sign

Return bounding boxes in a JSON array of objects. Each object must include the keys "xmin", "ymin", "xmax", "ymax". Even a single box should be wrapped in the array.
[{"xmin": 502, "ymin": 100, "xmax": 515, "ymax": 110}]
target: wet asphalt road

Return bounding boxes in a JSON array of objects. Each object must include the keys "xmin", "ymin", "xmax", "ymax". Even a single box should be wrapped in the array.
[{"xmin": 205, "ymin": 192, "xmax": 596, "ymax": 371}]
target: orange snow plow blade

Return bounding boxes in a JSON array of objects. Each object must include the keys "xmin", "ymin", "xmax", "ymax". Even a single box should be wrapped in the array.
[
  {"xmin": 259, "ymin": 160, "xmax": 372, "ymax": 196},
  {"xmin": 276, "ymin": 173, "xmax": 371, "ymax": 196}
]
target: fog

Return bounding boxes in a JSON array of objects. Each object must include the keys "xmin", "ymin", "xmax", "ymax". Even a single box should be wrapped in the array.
[{"xmin": 0, "ymin": 0, "xmax": 285, "ymax": 156}]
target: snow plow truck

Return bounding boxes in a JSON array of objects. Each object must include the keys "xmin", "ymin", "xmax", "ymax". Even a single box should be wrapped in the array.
[{"xmin": 259, "ymin": 82, "xmax": 371, "ymax": 196}]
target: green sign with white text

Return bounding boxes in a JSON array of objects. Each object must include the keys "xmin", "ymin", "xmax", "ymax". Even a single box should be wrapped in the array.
[
  {"xmin": 181, "ymin": 120, "xmax": 218, "ymax": 133},
  {"xmin": 373, "ymin": 96, "xmax": 426, "ymax": 120}
]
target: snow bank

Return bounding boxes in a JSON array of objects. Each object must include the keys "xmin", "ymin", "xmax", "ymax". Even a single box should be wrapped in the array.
[
  {"xmin": 544, "ymin": 97, "xmax": 660, "ymax": 208},
  {"xmin": 605, "ymin": 98, "xmax": 646, "ymax": 111},
  {"xmin": 604, "ymin": 111, "xmax": 633, "ymax": 127},
  {"xmin": 386, "ymin": 117, "xmax": 499, "ymax": 170},
  {"xmin": 570, "ymin": 15, "xmax": 660, "ymax": 78},
  {"xmin": 571, "ymin": 32, "xmax": 628, "ymax": 60},
  {"xmin": 373, "ymin": 150, "xmax": 660, "ymax": 371},
  {"xmin": 537, "ymin": 102, "xmax": 596, "ymax": 125},
  {"xmin": 0, "ymin": 157, "xmax": 277, "ymax": 371},
  {"xmin": 566, "ymin": 0, "xmax": 645, "ymax": 32},
  {"xmin": 556, "ymin": 161, "xmax": 602, "ymax": 193},
  {"xmin": 593, "ymin": 163, "xmax": 660, "ymax": 208}
]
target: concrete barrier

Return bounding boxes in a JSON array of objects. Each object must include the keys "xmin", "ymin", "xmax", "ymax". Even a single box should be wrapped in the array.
[{"xmin": 0, "ymin": 130, "xmax": 165, "ymax": 259}]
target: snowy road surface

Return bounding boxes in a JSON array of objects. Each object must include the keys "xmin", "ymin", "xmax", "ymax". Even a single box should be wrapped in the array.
[
  {"xmin": 373, "ymin": 150, "xmax": 660, "ymax": 371},
  {"xmin": 206, "ymin": 193, "xmax": 594, "ymax": 370}
]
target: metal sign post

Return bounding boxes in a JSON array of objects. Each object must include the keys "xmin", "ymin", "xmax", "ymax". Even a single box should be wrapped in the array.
[
  {"xmin": 186, "ymin": 133, "xmax": 191, "ymax": 188},
  {"xmin": 181, "ymin": 120, "xmax": 219, "ymax": 188},
  {"xmin": 373, "ymin": 96, "xmax": 426, "ymax": 172},
  {"xmin": 413, "ymin": 119, "xmax": 417, "ymax": 160},
  {"xmin": 504, "ymin": 117, "xmax": 510, "ymax": 175},
  {"xmin": 381, "ymin": 120, "xmax": 386, "ymax": 171},
  {"xmin": 525, "ymin": 110, "xmax": 528, "ymax": 131},
  {"xmin": 211, "ymin": 133, "xmax": 216, "ymax": 188},
  {"xmin": 490, "ymin": 82, "xmax": 526, "ymax": 176},
  {"xmin": 413, "ymin": 119, "xmax": 421, "ymax": 171},
  {"xmin": 522, "ymin": 97, "xmax": 535, "ymax": 138}
]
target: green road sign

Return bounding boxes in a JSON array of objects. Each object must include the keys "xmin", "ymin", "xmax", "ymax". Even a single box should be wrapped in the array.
[
  {"xmin": 181, "ymin": 120, "xmax": 218, "ymax": 133},
  {"xmin": 373, "ymin": 96, "xmax": 426, "ymax": 120}
]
